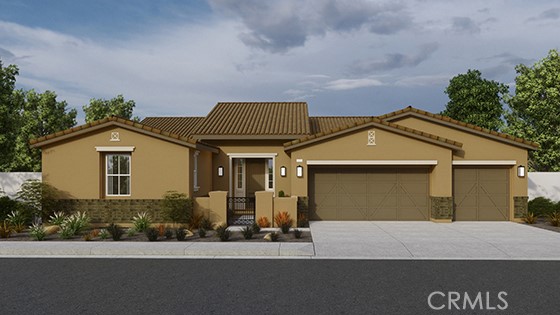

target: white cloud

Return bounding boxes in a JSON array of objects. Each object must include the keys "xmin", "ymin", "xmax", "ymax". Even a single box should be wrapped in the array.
[{"xmin": 324, "ymin": 78, "xmax": 383, "ymax": 90}]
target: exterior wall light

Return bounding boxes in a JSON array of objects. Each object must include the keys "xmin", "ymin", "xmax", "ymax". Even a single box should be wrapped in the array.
[
  {"xmin": 517, "ymin": 165, "xmax": 525, "ymax": 178},
  {"xmin": 296, "ymin": 165, "xmax": 303, "ymax": 178},
  {"xmin": 217, "ymin": 166, "xmax": 224, "ymax": 177},
  {"xmin": 280, "ymin": 166, "xmax": 287, "ymax": 177}
]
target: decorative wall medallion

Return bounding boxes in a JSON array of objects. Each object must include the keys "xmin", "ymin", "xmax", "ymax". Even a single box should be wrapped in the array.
[
  {"xmin": 367, "ymin": 130, "xmax": 376, "ymax": 146},
  {"xmin": 110, "ymin": 132, "xmax": 120, "ymax": 142}
]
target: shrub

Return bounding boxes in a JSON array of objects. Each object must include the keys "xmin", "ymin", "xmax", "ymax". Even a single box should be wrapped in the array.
[
  {"xmin": 99, "ymin": 229, "xmax": 109, "ymax": 240},
  {"xmin": 215, "ymin": 224, "xmax": 230, "ymax": 241},
  {"xmin": 297, "ymin": 212, "xmax": 309, "ymax": 228},
  {"xmin": 127, "ymin": 227, "xmax": 137, "ymax": 237},
  {"xmin": 132, "ymin": 212, "xmax": 151, "ymax": 232},
  {"xmin": 145, "ymin": 227, "xmax": 159, "ymax": 241},
  {"xmin": 107, "ymin": 223, "xmax": 124, "ymax": 241},
  {"xmin": 176, "ymin": 228, "xmax": 187, "ymax": 241},
  {"xmin": 528, "ymin": 197, "xmax": 559, "ymax": 216},
  {"xmin": 48, "ymin": 211, "xmax": 67, "ymax": 226},
  {"xmin": 16, "ymin": 179, "xmax": 60, "ymax": 220},
  {"xmin": 91, "ymin": 229, "xmax": 100, "ymax": 238},
  {"xmin": 188, "ymin": 213, "xmax": 204, "ymax": 230},
  {"xmin": 257, "ymin": 216, "xmax": 270, "ymax": 228},
  {"xmin": 0, "ymin": 221, "xmax": 13, "ymax": 238},
  {"xmin": 200, "ymin": 217, "xmax": 213, "ymax": 230},
  {"xmin": 59, "ymin": 224, "xmax": 75, "ymax": 239},
  {"xmin": 82, "ymin": 232, "xmax": 93, "ymax": 241},
  {"xmin": 523, "ymin": 212, "xmax": 539, "ymax": 224},
  {"xmin": 198, "ymin": 228, "xmax": 207, "ymax": 238},
  {"xmin": 251, "ymin": 221, "xmax": 261, "ymax": 234},
  {"xmin": 162, "ymin": 191, "xmax": 193, "ymax": 223},
  {"xmin": 293, "ymin": 228, "xmax": 302, "ymax": 239},
  {"xmin": 242, "ymin": 225, "xmax": 253, "ymax": 240},
  {"xmin": 274, "ymin": 212, "xmax": 293, "ymax": 234},
  {"xmin": 6, "ymin": 210, "xmax": 27, "ymax": 233},
  {"xmin": 269, "ymin": 232, "xmax": 279, "ymax": 242},
  {"xmin": 278, "ymin": 190, "xmax": 285, "ymax": 197},
  {"xmin": 0, "ymin": 196, "xmax": 19, "ymax": 221},
  {"xmin": 61, "ymin": 211, "xmax": 90, "ymax": 235},
  {"xmin": 164, "ymin": 228, "xmax": 173, "ymax": 239},
  {"xmin": 29, "ymin": 223, "xmax": 47, "ymax": 241},
  {"xmin": 548, "ymin": 211, "xmax": 560, "ymax": 227}
]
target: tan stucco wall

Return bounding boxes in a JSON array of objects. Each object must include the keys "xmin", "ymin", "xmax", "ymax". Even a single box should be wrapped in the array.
[
  {"xmin": 274, "ymin": 196, "xmax": 297, "ymax": 227},
  {"xmin": 289, "ymin": 128, "xmax": 453, "ymax": 197},
  {"xmin": 42, "ymin": 126, "xmax": 192, "ymax": 199},
  {"xmin": 191, "ymin": 149, "xmax": 213, "ymax": 197},
  {"xmin": 394, "ymin": 116, "xmax": 530, "ymax": 220},
  {"xmin": 208, "ymin": 140, "xmax": 292, "ymax": 196}
]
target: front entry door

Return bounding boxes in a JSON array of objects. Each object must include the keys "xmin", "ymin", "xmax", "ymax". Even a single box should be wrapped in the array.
[{"xmin": 234, "ymin": 158, "xmax": 246, "ymax": 198}]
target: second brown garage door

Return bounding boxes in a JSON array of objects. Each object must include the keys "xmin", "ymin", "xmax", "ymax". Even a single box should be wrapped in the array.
[
  {"xmin": 309, "ymin": 167, "xmax": 429, "ymax": 221},
  {"xmin": 453, "ymin": 167, "xmax": 509, "ymax": 221}
]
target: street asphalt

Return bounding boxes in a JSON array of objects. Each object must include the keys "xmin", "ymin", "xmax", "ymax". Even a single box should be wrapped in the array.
[{"xmin": 0, "ymin": 221, "xmax": 559, "ymax": 259}]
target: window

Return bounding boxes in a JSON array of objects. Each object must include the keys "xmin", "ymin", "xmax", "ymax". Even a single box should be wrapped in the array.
[
  {"xmin": 106, "ymin": 154, "xmax": 130, "ymax": 196},
  {"xmin": 266, "ymin": 158, "xmax": 274, "ymax": 191},
  {"xmin": 193, "ymin": 151, "xmax": 200, "ymax": 192}
]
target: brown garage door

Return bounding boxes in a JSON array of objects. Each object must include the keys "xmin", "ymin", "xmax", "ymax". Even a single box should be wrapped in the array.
[
  {"xmin": 453, "ymin": 167, "xmax": 509, "ymax": 221},
  {"xmin": 309, "ymin": 167, "xmax": 429, "ymax": 221}
]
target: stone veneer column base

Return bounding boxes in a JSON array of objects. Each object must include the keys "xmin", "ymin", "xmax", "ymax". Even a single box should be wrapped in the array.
[
  {"xmin": 513, "ymin": 196, "xmax": 529, "ymax": 219},
  {"xmin": 430, "ymin": 196, "xmax": 454, "ymax": 222}
]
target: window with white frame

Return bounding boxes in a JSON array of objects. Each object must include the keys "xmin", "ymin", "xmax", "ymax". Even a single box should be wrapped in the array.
[
  {"xmin": 266, "ymin": 158, "xmax": 274, "ymax": 191},
  {"xmin": 106, "ymin": 154, "xmax": 130, "ymax": 196},
  {"xmin": 193, "ymin": 151, "xmax": 200, "ymax": 192}
]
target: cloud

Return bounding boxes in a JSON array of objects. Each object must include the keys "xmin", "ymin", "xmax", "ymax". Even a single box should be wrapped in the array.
[
  {"xmin": 324, "ymin": 78, "xmax": 383, "ymax": 90},
  {"xmin": 527, "ymin": 8, "xmax": 560, "ymax": 21},
  {"xmin": 479, "ymin": 53, "xmax": 535, "ymax": 78},
  {"xmin": 450, "ymin": 17, "xmax": 481, "ymax": 34},
  {"xmin": 350, "ymin": 42, "xmax": 439, "ymax": 74},
  {"xmin": 208, "ymin": 0, "xmax": 412, "ymax": 53},
  {"xmin": 0, "ymin": 46, "xmax": 15, "ymax": 62},
  {"xmin": 394, "ymin": 74, "xmax": 451, "ymax": 87}
]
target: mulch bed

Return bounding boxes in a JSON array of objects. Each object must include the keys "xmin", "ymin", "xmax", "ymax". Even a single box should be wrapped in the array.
[{"xmin": 0, "ymin": 228, "xmax": 312, "ymax": 243}]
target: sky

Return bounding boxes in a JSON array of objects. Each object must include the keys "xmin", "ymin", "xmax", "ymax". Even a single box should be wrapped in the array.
[{"xmin": 0, "ymin": 0, "xmax": 559, "ymax": 122}]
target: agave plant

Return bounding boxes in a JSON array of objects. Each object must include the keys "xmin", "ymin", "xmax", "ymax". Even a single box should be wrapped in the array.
[
  {"xmin": 6, "ymin": 210, "xmax": 27, "ymax": 233},
  {"xmin": 29, "ymin": 223, "xmax": 47, "ymax": 241},
  {"xmin": 48, "ymin": 211, "xmax": 67, "ymax": 226},
  {"xmin": 523, "ymin": 212, "xmax": 539, "ymax": 225},
  {"xmin": 548, "ymin": 211, "xmax": 560, "ymax": 227}
]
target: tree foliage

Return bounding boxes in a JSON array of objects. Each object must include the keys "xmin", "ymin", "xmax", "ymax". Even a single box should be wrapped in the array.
[
  {"xmin": 442, "ymin": 69, "xmax": 509, "ymax": 131},
  {"xmin": 83, "ymin": 94, "xmax": 137, "ymax": 122},
  {"xmin": 162, "ymin": 191, "xmax": 193, "ymax": 223},
  {"xmin": 506, "ymin": 49, "xmax": 560, "ymax": 171},
  {"xmin": 0, "ymin": 60, "xmax": 19, "ymax": 171},
  {"xmin": 12, "ymin": 90, "xmax": 77, "ymax": 171}
]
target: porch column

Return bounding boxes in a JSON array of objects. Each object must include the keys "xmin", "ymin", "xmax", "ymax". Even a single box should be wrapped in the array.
[{"xmin": 255, "ymin": 191, "xmax": 273, "ymax": 226}]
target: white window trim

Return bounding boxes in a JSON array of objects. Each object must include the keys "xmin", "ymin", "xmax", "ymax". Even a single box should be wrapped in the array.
[
  {"xmin": 227, "ymin": 153, "xmax": 277, "ymax": 196},
  {"xmin": 265, "ymin": 158, "xmax": 274, "ymax": 192},
  {"xmin": 96, "ymin": 146, "xmax": 135, "ymax": 152},
  {"xmin": 306, "ymin": 160, "xmax": 438, "ymax": 165},
  {"xmin": 452, "ymin": 160, "xmax": 516, "ymax": 165},
  {"xmin": 105, "ymin": 154, "xmax": 131, "ymax": 197},
  {"xmin": 193, "ymin": 150, "xmax": 200, "ymax": 192}
]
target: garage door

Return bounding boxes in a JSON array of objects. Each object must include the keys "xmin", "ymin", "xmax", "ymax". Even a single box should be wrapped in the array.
[
  {"xmin": 453, "ymin": 167, "xmax": 509, "ymax": 221},
  {"xmin": 309, "ymin": 167, "xmax": 429, "ymax": 221}
]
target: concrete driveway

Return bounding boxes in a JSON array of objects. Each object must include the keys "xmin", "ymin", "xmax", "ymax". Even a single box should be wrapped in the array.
[{"xmin": 309, "ymin": 221, "xmax": 560, "ymax": 259}]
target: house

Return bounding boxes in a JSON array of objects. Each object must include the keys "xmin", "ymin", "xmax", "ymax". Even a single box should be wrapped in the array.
[{"xmin": 30, "ymin": 102, "xmax": 538, "ymax": 225}]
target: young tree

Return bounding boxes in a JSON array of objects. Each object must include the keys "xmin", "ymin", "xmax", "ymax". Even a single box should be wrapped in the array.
[
  {"xmin": 441, "ymin": 69, "xmax": 509, "ymax": 131},
  {"xmin": 11, "ymin": 90, "xmax": 77, "ymax": 171},
  {"xmin": 83, "ymin": 94, "xmax": 137, "ymax": 122},
  {"xmin": 0, "ymin": 60, "xmax": 19, "ymax": 171},
  {"xmin": 506, "ymin": 49, "xmax": 560, "ymax": 171}
]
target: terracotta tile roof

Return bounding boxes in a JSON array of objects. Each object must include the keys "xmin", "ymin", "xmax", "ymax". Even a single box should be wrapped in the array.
[
  {"xmin": 284, "ymin": 117, "xmax": 463, "ymax": 150},
  {"xmin": 29, "ymin": 116, "xmax": 214, "ymax": 150},
  {"xmin": 309, "ymin": 116, "xmax": 372, "ymax": 134},
  {"xmin": 141, "ymin": 117, "xmax": 205, "ymax": 137},
  {"xmin": 378, "ymin": 106, "xmax": 539, "ymax": 149},
  {"xmin": 193, "ymin": 102, "xmax": 310, "ymax": 136}
]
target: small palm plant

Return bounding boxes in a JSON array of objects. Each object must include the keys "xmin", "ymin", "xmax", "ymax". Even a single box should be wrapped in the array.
[{"xmin": 523, "ymin": 212, "xmax": 539, "ymax": 224}]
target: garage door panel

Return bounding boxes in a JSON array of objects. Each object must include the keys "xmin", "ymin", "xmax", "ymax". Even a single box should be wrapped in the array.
[
  {"xmin": 370, "ymin": 207, "xmax": 397, "ymax": 220},
  {"xmin": 453, "ymin": 167, "xmax": 509, "ymax": 221},
  {"xmin": 338, "ymin": 194, "xmax": 367, "ymax": 207},
  {"xmin": 339, "ymin": 182, "xmax": 367, "ymax": 194}
]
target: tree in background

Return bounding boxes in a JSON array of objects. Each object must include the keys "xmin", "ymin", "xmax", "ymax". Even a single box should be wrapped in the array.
[
  {"xmin": 0, "ymin": 60, "xmax": 19, "ymax": 171},
  {"xmin": 11, "ymin": 90, "xmax": 77, "ymax": 171},
  {"xmin": 83, "ymin": 94, "xmax": 137, "ymax": 122},
  {"xmin": 441, "ymin": 69, "xmax": 509, "ymax": 131},
  {"xmin": 506, "ymin": 49, "xmax": 560, "ymax": 171}
]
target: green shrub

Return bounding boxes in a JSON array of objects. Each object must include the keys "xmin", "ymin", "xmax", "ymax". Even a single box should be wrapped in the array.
[
  {"xmin": 107, "ymin": 223, "xmax": 124, "ymax": 241},
  {"xmin": 6, "ymin": 210, "xmax": 27, "ymax": 233},
  {"xmin": 127, "ymin": 227, "xmax": 137, "ymax": 237},
  {"xmin": 242, "ymin": 225, "xmax": 253, "ymax": 240},
  {"xmin": 176, "ymin": 228, "xmax": 187, "ymax": 241},
  {"xmin": 162, "ymin": 191, "xmax": 193, "ymax": 223},
  {"xmin": 200, "ymin": 217, "xmax": 213, "ymax": 230},
  {"xmin": 293, "ymin": 228, "xmax": 302, "ymax": 239},
  {"xmin": 99, "ymin": 229, "xmax": 109, "ymax": 240},
  {"xmin": 48, "ymin": 211, "xmax": 67, "ymax": 226},
  {"xmin": 251, "ymin": 221, "xmax": 261, "ymax": 234},
  {"xmin": 59, "ymin": 224, "xmax": 75, "ymax": 239},
  {"xmin": 215, "ymin": 224, "xmax": 230, "ymax": 242},
  {"xmin": 164, "ymin": 228, "xmax": 173, "ymax": 239},
  {"xmin": 16, "ymin": 179, "xmax": 60, "ymax": 220},
  {"xmin": 61, "ymin": 211, "xmax": 90, "ymax": 235},
  {"xmin": 29, "ymin": 223, "xmax": 47, "ymax": 241},
  {"xmin": 278, "ymin": 190, "xmax": 285, "ymax": 197},
  {"xmin": 132, "ymin": 212, "xmax": 151, "ymax": 232},
  {"xmin": 0, "ymin": 196, "xmax": 19, "ymax": 221},
  {"xmin": 145, "ymin": 227, "xmax": 159, "ymax": 241},
  {"xmin": 269, "ymin": 232, "xmax": 279, "ymax": 242},
  {"xmin": 548, "ymin": 211, "xmax": 560, "ymax": 227},
  {"xmin": 198, "ymin": 228, "xmax": 207, "ymax": 238},
  {"xmin": 528, "ymin": 197, "xmax": 559, "ymax": 216}
]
